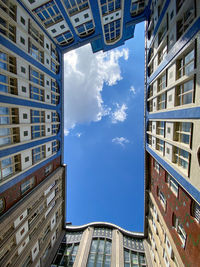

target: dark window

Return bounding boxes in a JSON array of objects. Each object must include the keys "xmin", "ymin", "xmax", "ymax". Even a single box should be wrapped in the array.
[
  {"xmin": 60, "ymin": 24, "xmax": 65, "ymax": 29},
  {"xmin": 20, "ymin": 36, "xmax": 25, "ymax": 45},
  {"xmin": 20, "ymin": 17, "xmax": 25, "ymax": 25},
  {"xmin": 23, "ymin": 113, "xmax": 28, "ymax": 119},
  {"xmin": 21, "ymin": 66, "xmax": 26, "ymax": 73},
  {"xmin": 51, "ymin": 29, "xmax": 57, "ymax": 33},
  {"xmin": 24, "ymin": 131, "xmax": 28, "ymax": 136},
  {"xmin": 22, "ymin": 86, "xmax": 26, "ymax": 93}
]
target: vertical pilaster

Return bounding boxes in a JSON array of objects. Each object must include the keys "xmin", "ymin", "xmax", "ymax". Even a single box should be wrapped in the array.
[{"xmin": 73, "ymin": 227, "xmax": 94, "ymax": 267}]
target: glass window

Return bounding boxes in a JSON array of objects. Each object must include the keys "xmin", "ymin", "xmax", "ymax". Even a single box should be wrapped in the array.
[
  {"xmin": 31, "ymin": 110, "xmax": 45, "ymax": 123},
  {"xmin": 176, "ymin": 79, "xmax": 194, "ymax": 106},
  {"xmin": 0, "ymin": 198, "xmax": 5, "ymax": 213},
  {"xmin": 87, "ymin": 238, "xmax": 111, "ymax": 267},
  {"xmin": 177, "ymin": 49, "xmax": 195, "ymax": 78},
  {"xmin": 21, "ymin": 177, "xmax": 35, "ymax": 195},
  {"xmin": 32, "ymin": 145, "xmax": 45, "ymax": 164},
  {"xmin": 174, "ymin": 147, "xmax": 190, "ymax": 172},
  {"xmin": 30, "ymin": 68, "xmax": 44, "ymax": 86},
  {"xmin": 0, "ymin": 155, "xmax": 21, "ymax": 183},
  {"xmin": 192, "ymin": 201, "xmax": 200, "ymax": 223},
  {"xmin": 31, "ymin": 125, "xmax": 45, "ymax": 139},
  {"xmin": 174, "ymin": 122, "xmax": 192, "ymax": 146},
  {"xmin": 167, "ymin": 174, "xmax": 179, "ymax": 197}
]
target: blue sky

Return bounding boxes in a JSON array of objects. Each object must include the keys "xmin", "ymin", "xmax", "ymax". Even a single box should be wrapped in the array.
[{"xmin": 64, "ymin": 22, "xmax": 145, "ymax": 232}]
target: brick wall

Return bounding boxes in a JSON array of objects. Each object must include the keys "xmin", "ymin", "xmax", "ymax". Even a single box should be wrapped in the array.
[
  {"xmin": 148, "ymin": 153, "xmax": 200, "ymax": 267},
  {"xmin": 0, "ymin": 156, "xmax": 61, "ymax": 214}
]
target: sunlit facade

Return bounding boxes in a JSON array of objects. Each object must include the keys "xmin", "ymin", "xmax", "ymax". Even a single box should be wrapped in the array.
[{"xmin": 145, "ymin": 0, "xmax": 200, "ymax": 266}]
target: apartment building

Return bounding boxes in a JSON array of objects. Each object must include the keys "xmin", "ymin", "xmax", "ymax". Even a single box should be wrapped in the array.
[{"xmin": 145, "ymin": 0, "xmax": 200, "ymax": 266}]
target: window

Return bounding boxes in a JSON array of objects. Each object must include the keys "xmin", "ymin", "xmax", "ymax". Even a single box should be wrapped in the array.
[
  {"xmin": 0, "ymin": 107, "xmax": 18, "ymax": 124},
  {"xmin": 45, "ymin": 164, "xmax": 52, "ymax": 176},
  {"xmin": 31, "ymin": 125, "xmax": 45, "ymax": 139},
  {"xmin": 167, "ymin": 174, "xmax": 179, "ymax": 197},
  {"xmin": 156, "ymin": 139, "xmax": 164, "ymax": 153},
  {"xmin": 31, "ymin": 110, "xmax": 45, "ymax": 123},
  {"xmin": 30, "ymin": 67, "xmax": 44, "ymax": 86},
  {"xmin": 104, "ymin": 19, "xmax": 121, "ymax": 43},
  {"xmin": 20, "ymin": 16, "xmax": 25, "ymax": 25},
  {"xmin": 157, "ymin": 121, "xmax": 164, "ymax": 136},
  {"xmin": 101, "ymin": 0, "xmax": 121, "ymax": 15},
  {"xmin": 158, "ymin": 93, "xmax": 166, "ymax": 110},
  {"xmin": 177, "ymin": 49, "xmax": 195, "ymax": 79},
  {"xmin": 60, "ymin": 24, "xmax": 65, "ymax": 29},
  {"xmin": 22, "ymin": 86, "xmax": 26, "ymax": 93},
  {"xmin": 176, "ymin": 79, "xmax": 194, "ymax": 106},
  {"xmin": 51, "ymin": 92, "xmax": 59, "ymax": 105},
  {"xmin": 158, "ymin": 73, "xmax": 167, "ymax": 92},
  {"xmin": 0, "ymin": 17, "xmax": 16, "ymax": 42},
  {"xmin": 154, "ymin": 161, "xmax": 160, "ymax": 174},
  {"xmin": 52, "ymin": 140, "xmax": 59, "ymax": 153},
  {"xmin": 124, "ymin": 249, "xmax": 146, "ymax": 266},
  {"xmin": 30, "ymin": 85, "xmax": 44, "ymax": 101},
  {"xmin": 33, "ymin": 0, "xmax": 63, "ymax": 28},
  {"xmin": 158, "ymin": 188, "xmax": 166, "ymax": 210},
  {"xmin": 32, "ymin": 145, "xmax": 45, "ymax": 164},
  {"xmin": 0, "ymin": 0, "xmax": 16, "ymax": 20},
  {"xmin": 51, "ymin": 80, "xmax": 59, "ymax": 93},
  {"xmin": 25, "ymin": 156, "xmax": 29, "ymax": 162},
  {"xmin": 46, "ymin": 58, "xmax": 49, "ymax": 65},
  {"xmin": 23, "ymin": 113, "xmax": 28, "ymax": 119},
  {"xmin": 0, "ymin": 155, "xmax": 21, "ymax": 183},
  {"xmin": 87, "ymin": 238, "xmax": 111, "ymax": 267},
  {"xmin": 29, "ymin": 22, "xmax": 44, "ymax": 46},
  {"xmin": 0, "ymin": 74, "xmax": 17, "ymax": 95},
  {"xmin": 173, "ymin": 147, "xmax": 190, "ymax": 172},
  {"xmin": 0, "ymin": 198, "xmax": 5, "ymax": 213},
  {"xmin": 158, "ymin": 43, "xmax": 167, "ymax": 65},
  {"xmin": 20, "ymin": 36, "xmax": 25, "ymax": 45},
  {"xmin": 177, "ymin": 3, "xmax": 195, "ymax": 40},
  {"xmin": 84, "ymin": 13, "xmax": 89, "ymax": 19},
  {"xmin": 29, "ymin": 42, "xmax": 44, "ymax": 63},
  {"xmin": 74, "ymin": 18, "xmax": 79, "ymax": 23},
  {"xmin": 21, "ymin": 66, "xmax": 26, "ymax": 73},
  {"xmin": 174, "ymin": 122, "xmax": 192, "ymax": 146},
  {"xmin": 52, "ymin": 112, "xmax": 59, "ymax": 122},
  {"xmin": 46, "ymin": 43, "xmax": 49, "ymax": 49},
  {"xmin": 21, "ymin": 176, "xmax": 35, "ymax": 195},
  {"xmin": 192, "ymin": 201, "xmax": 200, "ymax": 223},
  {"xmin": 0, "ymin": 127, "xmax": 19, "ymax": 147},
  {"xmin": 172, "ymin": 213, "xmax": 187, "ymax": 247},
  {"xmin": 55, "ymin": 30, "xmax": 74, "ymax": 46},
  {"xmin": 0, "ymin": 50, "xmax": 16, "ymax": 74}
]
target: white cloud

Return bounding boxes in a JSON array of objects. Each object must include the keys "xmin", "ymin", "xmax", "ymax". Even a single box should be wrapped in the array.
[
  {"xmin": 64, "ymin": 45, "xmax": 129, "ymax": 132},
  {"xmin": 64, "ymin": 129, "xmax": 70, "ymax": 136},
  {"xmin": 112, "ymin": 137, "xmax": 130, "ymax": 147},
  {"xmin": 111, "ymin": 103, "xmax": 128, "ymax": 124},
  {"xmin": 130, "ymin": 85, "xmax": 136, "ymax": 95},
  {"xmin": 76, "ymin": 132, "xmax": 82, "ymax": 138}
]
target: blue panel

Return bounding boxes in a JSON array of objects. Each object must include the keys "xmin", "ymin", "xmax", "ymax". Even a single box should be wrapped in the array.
[
  {"xmin": 147, "ymin": 107, "xmax": 200, "ymax": 120},
  {"xmin": 0, "ymin": 94, "xmax": 59, "ymax": 112},
  {"xmin": 147, "ymin": 18, "xmax": 200, "ymax": 83},
  {"xmin": 0, "ymin": 151, "xmax": 61, "ymax": 193},
  {"xmin": 0, "ymin": 134, "xmax": 61, "ymax": 158},
  {"xmin": 0, "ymin": 35, "xmax": 58, "ymax": 80},
  {"xmin": 146, "ymin": 146, "xmax": 200, "ymax": 204}
]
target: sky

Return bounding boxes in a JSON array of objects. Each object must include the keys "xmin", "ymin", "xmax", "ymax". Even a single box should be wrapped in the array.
[{"xmin": 64, "ymin": 22, "xmax": 145, "ymax": 232}]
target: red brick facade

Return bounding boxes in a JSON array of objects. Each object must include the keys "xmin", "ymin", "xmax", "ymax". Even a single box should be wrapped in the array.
[
  {"xmin": 148, "ymin": 153, "xmax": 200, "ymax": 267},
  {"xmin": 0, "ymin": 156, "xmax": 61, "ymax": 214}
]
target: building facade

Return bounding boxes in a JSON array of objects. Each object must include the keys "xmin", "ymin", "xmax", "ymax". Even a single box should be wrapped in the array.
[
  {"xmin": 51, "ymin": 222, "xmax": 152, "ymax": 267},
  {"xmin": 0, "ymin": 0, "xmax": 200, "ymax": 266},
  {"xmin": 145, "ymin": 0, "xmax": 200, "ymax": 266}
]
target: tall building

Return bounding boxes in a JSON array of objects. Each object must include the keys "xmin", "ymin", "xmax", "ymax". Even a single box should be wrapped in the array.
[
  {"xmin": 0, "ymin": 0, "xmax": 200, "ymax": 267},
  {"xmin": 145, "ymin": 0, "xmax": 200, "ymax": 266},
  {"xmin": 51, "ymin": 222, "xmax": 152, "ymax": 267}
]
